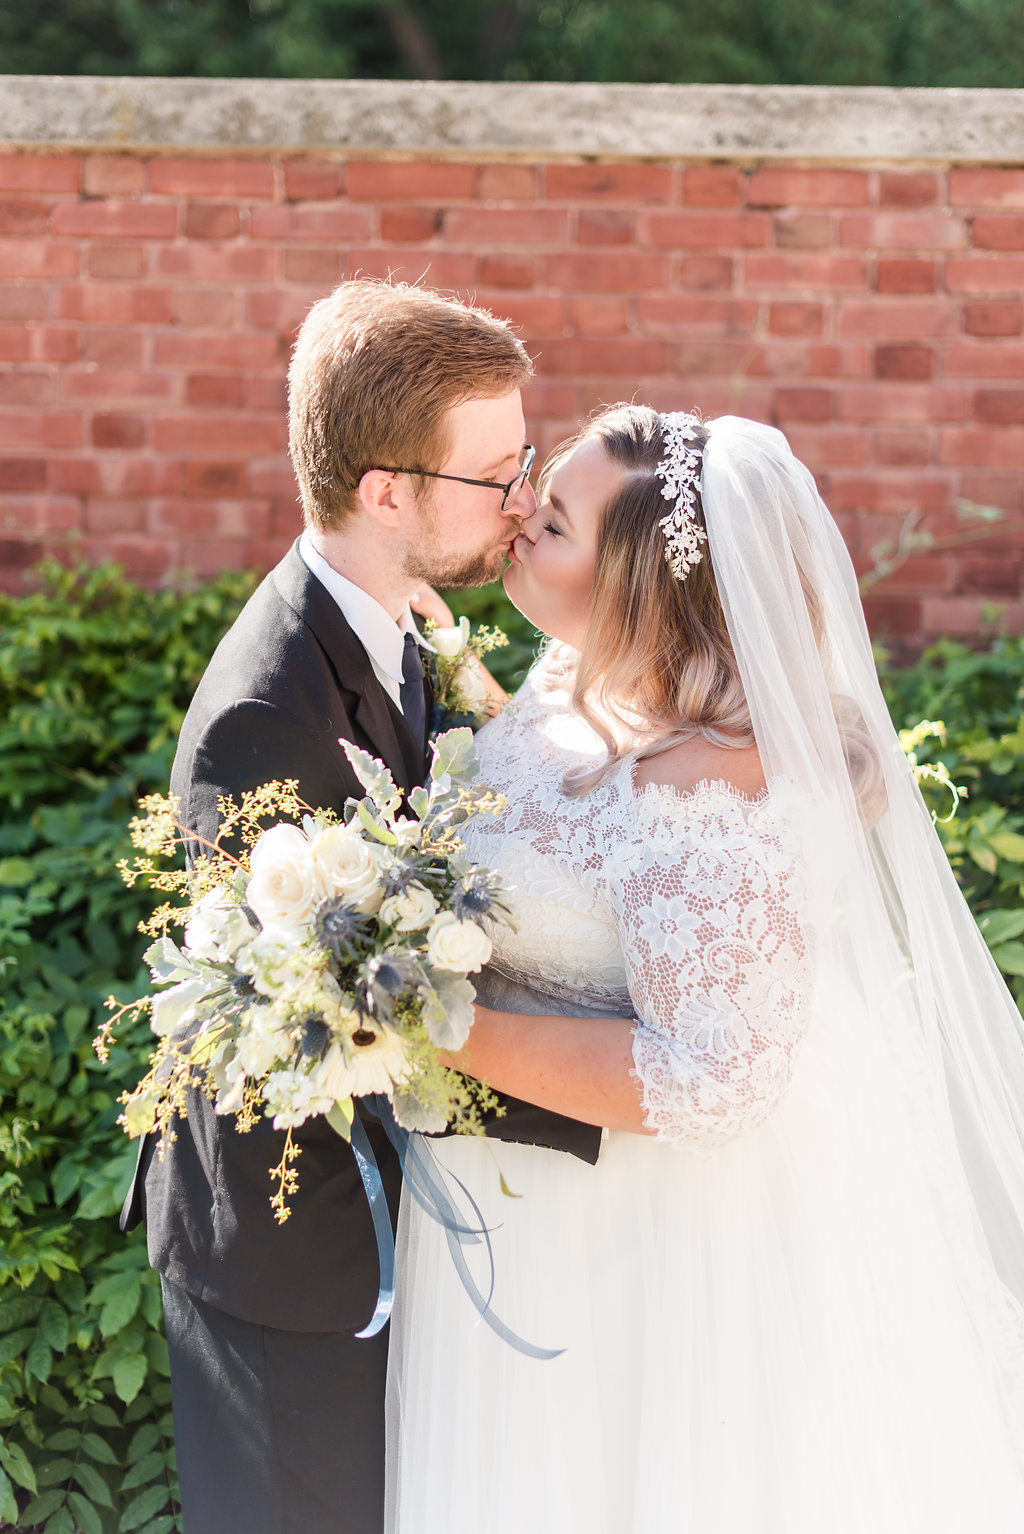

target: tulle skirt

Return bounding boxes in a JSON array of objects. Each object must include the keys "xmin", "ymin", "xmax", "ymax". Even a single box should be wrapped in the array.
[{"xmin": 385, "ymin": 1013, "xmax": 1024, "ymax": 1533}]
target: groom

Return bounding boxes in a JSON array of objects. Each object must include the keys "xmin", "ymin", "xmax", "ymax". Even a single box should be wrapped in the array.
[{"xmin": 121, "ymin": 279, "xmax": 602, "ymax": 1534}]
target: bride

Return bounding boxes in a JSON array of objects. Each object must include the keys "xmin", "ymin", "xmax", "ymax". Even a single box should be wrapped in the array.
[{"xmin": 385, "ymin": 406, "xmax": 1024, "ymax": 1532}]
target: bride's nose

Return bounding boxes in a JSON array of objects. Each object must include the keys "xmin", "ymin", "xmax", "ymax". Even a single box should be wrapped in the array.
[{"xmin": 517, "ymin": 502, "xmax": 542, "ymax": 543}]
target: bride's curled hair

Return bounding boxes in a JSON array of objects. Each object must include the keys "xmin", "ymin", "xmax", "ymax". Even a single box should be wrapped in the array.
[{"xmin": 558, "ymin": 402, "xmax": 884, "ymax": 821}]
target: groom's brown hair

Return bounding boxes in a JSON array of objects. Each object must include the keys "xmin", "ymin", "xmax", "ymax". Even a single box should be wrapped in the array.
[{"xmin": 288, "ymin": 278, "xmax": 533, "ymax": 531}]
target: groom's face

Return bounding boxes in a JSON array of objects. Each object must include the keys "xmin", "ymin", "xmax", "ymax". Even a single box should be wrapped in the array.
[{"xmin": 402, "ymin": 389, "xmax": 534, "ymax": 590}]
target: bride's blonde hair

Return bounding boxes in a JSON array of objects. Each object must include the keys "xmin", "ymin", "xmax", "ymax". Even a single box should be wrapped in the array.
[{"xmin": 555, "ymin": 403, "xmax": 883, "ymax": 818}]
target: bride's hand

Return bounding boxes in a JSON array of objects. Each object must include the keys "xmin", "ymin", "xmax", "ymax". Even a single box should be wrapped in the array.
[{"xmin": 409, "ymin": 584, "xmax": 455, "ymax": 627}]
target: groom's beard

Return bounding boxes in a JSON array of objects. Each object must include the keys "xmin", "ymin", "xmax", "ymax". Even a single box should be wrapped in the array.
[{"xmin": 403, "ymin": 513, "xmax": 520, "ymax": 590}]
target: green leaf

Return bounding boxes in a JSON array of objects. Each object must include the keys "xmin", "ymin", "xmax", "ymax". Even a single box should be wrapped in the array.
[
  {"xmin": 1, "ymin": 1436, "xmax": 37, "ymax": 1493},
  {"xmin": 341, "ymin": 742, "xmax": 399, "ymax": 813},
  {"xmin": 113, "ymin": 1352, "xmax": 148, "ymax": 1405},
  {"xmin": 988, "ymin": 831, "xmax": 1024, "ymax": 863},
  {"xmin": 68, "ymin": 1489, "xmax": 105, "ymax": 1534},
  {"xmin": 118, "ymin": 1483, "xmax": 171, "ymax": 1531},
  {"xmin": 25, "ymin": 1332, "xmax": 53, "ymax": 1384},
  {"xmin": 326, "ymin": 1099, "xmax": 354, "ymax": 1139},
  {"xmin": 21, "ymin": 1487, "xmax": 66, "ymax": 1524},
  {"xmin": 0, "ymin": 1295, "xmax": 42, "ymax": 1332},
  {"xmin": 139, "ymin": 1518, "xmax": 176, "ymax": 1534},
  {"xmin": 35, "ymin": 1457, "xmax": 74, "ymax": 1488},
  {"xmin": 126, "ymin": 1423, "xmax": 161, "ymax": 1462},
  {"xmin": 45, "ymin": 1428, "xmax": 82, "ymax": 1452},
  {"xmin": 44, "ymin": 1504, "xmax": 75, "ymax": 1534},
  {"xmin": 989, "ymin": 941, "xmax": 1024, "ymax": 978},
  {"xmin": 429, "ymin": 727, "xmax": 477, "ymax": 785},
  {"xmin": 39, "ymin": 1299, "xmax": 69, "ymax": 1352},
  {"xmin": 122, "ymin": 1450, "xmax": 164, "ymax": 1491},
  {"xmin": 354, "ymin": 798, "xmax": 398, "ymax": 846},
  {"xmin": 0, "ymin": 1327, "xmax": 33, "ymax": 1366},
  {"xmin": 80, "ymin": 1431, "xmax": 119, "ymax": 1465},
  {"xmin": 73, "ymin": 1457, "xmax": 115, "ymax": 1507},
  {"xmin": 977, "ymin": 909, "xmax": 1024, "ymax": 948},
  {"xmin": 99, "ymin": 1279, "xmax": 142, "ymax": 1337},
  {"xmin": 0, "ymin": 1464, "xmax": 16, "ymax": 1526}
]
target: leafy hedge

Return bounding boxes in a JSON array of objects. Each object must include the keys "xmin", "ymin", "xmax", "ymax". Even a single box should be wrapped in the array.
[{"xmin": 0, "ymin": 560, "xmax": 1022, "ymax": 1531}]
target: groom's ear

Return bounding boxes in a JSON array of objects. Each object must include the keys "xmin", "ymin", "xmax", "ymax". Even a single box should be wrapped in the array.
[{"xmin": 356, "ymin": 468, "xmax": 407, "ymax": 529}]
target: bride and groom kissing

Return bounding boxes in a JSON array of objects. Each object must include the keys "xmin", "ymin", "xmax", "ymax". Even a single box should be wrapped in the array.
[{"xmin": 124, "ymin": 277, "xmax": 1024, "ymax": 1533}]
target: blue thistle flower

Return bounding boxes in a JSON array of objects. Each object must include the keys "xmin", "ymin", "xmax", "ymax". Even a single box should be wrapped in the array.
[
  {"xmin": 298, "ymin": 1014, "xmax": 330, "ymax": 1057},
  {"xmin": 314, "ymin": 898, "xmax": 372, "ymax": 961}
]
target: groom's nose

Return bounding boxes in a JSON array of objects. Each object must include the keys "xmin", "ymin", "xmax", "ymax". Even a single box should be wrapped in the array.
[{"xmin": 504, "ymin": 476, "xmax": 536, "ymax": 519}]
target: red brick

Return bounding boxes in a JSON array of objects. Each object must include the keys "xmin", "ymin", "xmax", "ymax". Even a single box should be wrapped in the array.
[
  {"xmin": 746, "ymin": 253, "xmax": 870, "ymax": 289},
  {"xmin": 773, "ymin": 212, "xmax": 831, "ymax": 249},
  {"xmin": 972, "ymin": 215, "xmax": 1024, "ymax": 251},
  {"xmin": 759, "ymin": 340, "xmax": 851, "ymax": 378},
  {"xmin": 637, "ymin": 295, "xmax": 759, "ymax": 333},
  {"xmin": 0, "ymin": 200, "xmax": 49, "ymax": 236},
  {"xmin": 877, "ymin": 258, "xmax": 935, "ymax": 294},
  {"xmin": 2, "ymin": 495, "xmax": 81, "ymax": 534},
  {"xmin": 82, "ymin": 328, "xmax": 145, "ymax": 365},
  {"xmin": 784, "ymin": 427, "xmax": 868, "ymax": 468},
  {"xmin": 878, "ymin": 172, "xmax": 941, "ymax": 207},
  {"xmin": 248, "ymin": 376, "xmax": 287, "ymax": 412},
  {"xmin": 839, "ymin": 384, "xmax": 966, "ymax": 423},
  {"xmin": 941, "ymin": 428, "xmax": 1024, "ymax": 467},
  {"xmin": 61, "ymin": 367, "xmax": 173, "ymax": 402},
  {"xmin": 946, "ymin": 256, "xmax": 1024, "ymax": 293},
  {"xmin": 682, "ymin": 166, "xmax": 743, "ymax": 206},
  {"xmin": 477, "ymin": 165, "xmax": 539, "ymax": 201},
  {"xmin": 250, "ymin": 461, "xmax": 300, "ymax": 498},
  {"xmin": 836, "ymin": 300, "xmax": 956, "ymax": 339},
  {"xmin": 0, "ymin": 457, "xmax": 46, "ymax": 491},
  {"xmin": 0, "ymin": 239, "xmax": 78, "ymax": 277},
  {"xmin": 86, "ymin": 243, "xmax": 146, "ymax": 279},
  {"xmin": 282, "ymin": 248, "xmax": 343, "ymax": 285},
  {"xmin": 545, "ymin": 252, "xmax": 670, "ymax": 290},
  {"xmin": 52, "ymin": 200, "xmax": 177, "ymax": 239},
  {"xmin": 0, "ymin": 155, "xmax": 80, "ymax": 193},
  {"xmin": 86, "ymin": 537, "xmax": 173, "ymax": 578},
  {"xmin": 0, "ymin": 410, "xmax": 82, "ymax": 448},
  {"xmin": 0, "ymin": 289, "xmax": 46, "ymax": 320},
  {"xmin": 155, "ymin": 333, "xmax": 283, "ymax": 369},
  {"xmin": 32, "ymin": 326, "xmax": 79, "ymax": 362},
  {"xmin": 826, "ymin": 474, "xmax": 953, "ymax": 513},
  {"xmin": 57, "ymin": 285, "xmax": 174, "ymax": 324},
  {"xmin": 950, "ymin": 169, "xmax": 1024, "ymax": 208},
  {"xmin": 346, "ymin": 162, "xmax": 476, "ymax": 202},
  {"xmin": 537, "ymin": 337, "xmax": 672, "ymax": 376},
  {"xmin": 443, "ymin": 208, "xmax": 568, "ymax": 244},
  {"xmin": 963, "ymin": 301, "xmax": 1023, "ymax": 337},
  {"xmin": 268, "ymin": 499, "xmax": 304, "ymax": 538},
  {"xmin": 875, "ymin": 430, "xmax": 931, "ymax": 467},
  {"xmin": 0, "ymin": 327, "xmax": 31, "ymax": 361},
  {"xmin": 249, "ymin": 205, "xmax": 372, "ymax": 241},
  {"xmin": 283, "ymin": 158, "xmax": 345, "ymax": 201},
  {"xmin": 475, "ymin": 293, "xmax": 566, "ymax": 333},
  {"xmin": 157, "ymin": 245, "xmax": 275, "ymax": 281},
  {"xmin": 546, "ymin": 164, "xmax": 672, "ymax": 202},
  {"xmin": 148, "ymin": 157, "xmax": 276, "ymax": 198},
  {"xmin": 839, "ymin": 212, "xmax": 964, "ymax": 250},
  {"xmin": 92, "ymin": 411, "xmax": 147, "ymax": 448},
  {"xmin": 346, "ymin": 250, "xmax": 476, "ymax": 289},
  {"xmin": 775, "ymin": 387, "xmax": 834, "ymax": 422},
  {"xmin": 185, "ymin": 203, "xmax": 243, "ymax": 240},
  {"xmin": 921, "ymin": 596, "xmax": 994, "ymax": 636},
  {"xmin": 959, "ymin": 471, "xmax": 1022, "ymax": 510},
  {"xmin": 769, "ymin": 302, "xmax": 823, "ymax": 336},
  {"xmin": 642, "ymin": 210, "xmax": 769, "ymax": 248},
  {"xmin": 958, "ymin": 556, "xmax": 1023, "ymax": 596},
  {"xmin": 185, "ymin": 461, "xmax": 249, "ymax": 496},
  {"xmin": 83, "ymin": 156, "xmax": 146, "ymax": 197},
  {"xmin": 975, "ymin": 390, "xmax": 1024, "ymax": 426},
  {"xmin": 748, "ymin": 168, "xmax": 870, "ymax": 207},
  {"xmin": 154, "ymin": 414, "xmax": 288, "ymax": 454},
  {"xmin": 874, "ymin": 343, "xmax": 934, "ymax": 381},
  {"xmin": 676, "ymin": 254, "xmax": 733, "ymax": 289},
  {"xmin": 675, "ymin": 338, "xmax": 766, "ymax": 377},
  {"xmin": 944, "ymin": 341, "xmax": 1024, "ymax": 378},
  {"xmin": 476, "ymin": 254, "xmax": 537, "ymax": 289},
  {"xmin": 150, "ymin": 500, "xmax": 268, "ymax": 538},
  {"xmin": 83, "ymin": 498, "xmax": 148, "ymax": 534},
  {"xmin": 566, "ymin": 295, "xmax": 629, "ymax": 334},
  {"xmin": 174, "ymin": 288, "xmax": 238, "ymax": 327},
  {"xmin": 175, "ymin": 537, "xmax": 256, "ymax": 577},
  {"xmin": 0, "ymin": 536, "xmax": 45, "ymax": 576},
  {"xmin": 379, "ymin": 207, "xmax": 442, "ymax": 242},
  {"xmin": 185, "ymin": 374, "xmax": 247, "ymax": 408},
  {"xmin": 576, "ymin": 211, "xmax": 634, "ymax": 245}
]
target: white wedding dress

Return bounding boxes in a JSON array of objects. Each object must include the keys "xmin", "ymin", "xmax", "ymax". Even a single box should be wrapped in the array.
[{"xmin": 385, "ymin": 658, "xmax": 1024, "ymax": 1533}]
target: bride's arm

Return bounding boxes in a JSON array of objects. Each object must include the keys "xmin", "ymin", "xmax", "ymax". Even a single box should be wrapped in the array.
[{"xmin": 443, "ymin": 1009, "xmax": 648, "ymax": 1134}]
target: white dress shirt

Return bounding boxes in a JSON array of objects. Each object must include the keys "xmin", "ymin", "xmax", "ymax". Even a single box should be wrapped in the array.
[{"xmin": 298, "ymin": 530, "xmax": 432, "ymax": 713}]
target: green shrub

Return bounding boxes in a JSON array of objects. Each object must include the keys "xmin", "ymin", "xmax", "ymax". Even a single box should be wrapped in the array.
[{"xmin": 1, "ymin": 560, "xmax": 1022, "ymax": 1530}]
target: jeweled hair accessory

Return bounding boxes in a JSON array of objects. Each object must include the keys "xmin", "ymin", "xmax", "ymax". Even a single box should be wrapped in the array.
[{"xmin": 656, "ymin": 412, "xmax": 707, "ymax": 581}]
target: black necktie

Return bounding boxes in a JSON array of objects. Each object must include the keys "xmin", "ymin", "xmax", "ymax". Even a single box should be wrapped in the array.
[{"xmin": 399, "ymin": 631, "xmax": 427, "ymax": 748}]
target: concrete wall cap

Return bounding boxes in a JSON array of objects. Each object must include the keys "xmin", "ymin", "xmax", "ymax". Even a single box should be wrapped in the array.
[{"xmin": 2, "ymin": 76, "xmax": 1024, "ymax": 162}]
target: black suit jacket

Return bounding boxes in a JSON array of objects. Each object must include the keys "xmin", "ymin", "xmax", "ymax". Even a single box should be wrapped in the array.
[{"xmin": 123, "ymin": 542, "xmax": 601, "ymax": 1333}]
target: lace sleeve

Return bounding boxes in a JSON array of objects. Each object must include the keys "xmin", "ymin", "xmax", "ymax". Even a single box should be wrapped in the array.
[{"xmin": 616, "ymin": 787, "xmax": 812, "ymax": 1153}]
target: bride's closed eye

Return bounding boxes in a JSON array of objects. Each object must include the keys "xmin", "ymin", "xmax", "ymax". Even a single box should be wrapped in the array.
[{"xmin": 543, "ymin": 521, "xmax": 562, "ymax": 537}]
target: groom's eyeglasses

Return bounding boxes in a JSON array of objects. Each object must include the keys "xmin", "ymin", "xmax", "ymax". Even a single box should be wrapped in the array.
[{"xmin": 379, "ymin": 444, "xmax": 536, "ymax": 511}]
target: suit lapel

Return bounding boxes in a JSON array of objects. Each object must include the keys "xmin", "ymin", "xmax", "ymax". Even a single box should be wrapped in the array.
[{"xmin": 273, "ymin": 541, "xmax": 427, "ymax": 796}]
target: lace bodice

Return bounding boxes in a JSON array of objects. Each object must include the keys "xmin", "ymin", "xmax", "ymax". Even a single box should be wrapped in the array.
[{"xmin": 461, "ymin": 661, "xmax": 813, "ymax": 1153}]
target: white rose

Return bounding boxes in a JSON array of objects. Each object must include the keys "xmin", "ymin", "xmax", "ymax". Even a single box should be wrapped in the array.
[
  {"xmin": 236, "ymin": 928, "xmax": 307, "ymax": 998},
  {"xmin": 425, "ymin": 911, "xmax": 493, "ymax": 974},
  {"xmin": 235, "ymin": 1003, "xmax": 290, "ymax": 1076},
  {"xmin": 214, "ymin": 1056, "xmax": 248, "ymax": 1116},
  {"xmin": 184, "ymin": 887, "xmax": 254, "ymax": 963},
  {"xmin": 309, "ymin": 823, "xmax": 384, "ymax": 915},
  {"xmin": 247, "ymin": 824, "xmax": 322, "ymax": 931},
  {"xmin": 455, "ymin": 657, "xmax": 490, "ymax": 712},
  {"xmin": 429, "ymin": 616, "xmax": 470, "ymax": 659},
  {"xmin": 151, "ymin": 974, "xmax": 211, "ymax": 1036},
  {"xmin": 263, "ymin": 1067, "xmax": 319, "ymax": 1130},
  {"xmin": 379, "ymin": 882, "xmax": 438, "ymax": 932}
]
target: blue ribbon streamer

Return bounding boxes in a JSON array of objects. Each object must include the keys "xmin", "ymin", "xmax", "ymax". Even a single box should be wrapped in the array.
[{"xmin": 345, "ymin": 1095, "xmax": 563, "ymax": 1360}]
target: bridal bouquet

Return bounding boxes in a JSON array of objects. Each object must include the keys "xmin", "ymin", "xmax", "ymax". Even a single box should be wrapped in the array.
[
  {"xmin": 98, "ymin": 728, "xmax": 510, "ymax": 1221},
  {"xmin": 426, "ymin": 616, "xmax": 508, "ymax": 732}
]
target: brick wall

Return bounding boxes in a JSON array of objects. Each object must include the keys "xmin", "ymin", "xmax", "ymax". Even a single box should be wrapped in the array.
[{"xmin": 2, "ymin": 140, "xmax": 1024, "ymax": 646}]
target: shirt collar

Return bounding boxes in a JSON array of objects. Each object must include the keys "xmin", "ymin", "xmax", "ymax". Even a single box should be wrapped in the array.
[{"xmin": 298, "ymin": 531, "xmax": 433, "ymax": 685}]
